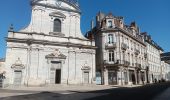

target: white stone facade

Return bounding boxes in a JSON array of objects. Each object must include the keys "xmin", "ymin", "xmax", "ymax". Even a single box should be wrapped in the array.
[
  {"xmin": 88, "ymin": 12, "xmax": 147, "ymax": 85},
  {"xmin": 142, "ymin": 33, "xmax": 167, "ymax": 83},
  {"xmin": 146, "ymin": 42, "xmax": 162, "ymax": 82},
  {"xmin": 4, "ymin": 0, "xmax": 96, "ymax": 86}
]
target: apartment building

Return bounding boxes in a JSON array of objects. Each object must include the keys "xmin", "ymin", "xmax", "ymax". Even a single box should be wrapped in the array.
[
  {"xmin": 87, "ymin": 12, "xmax": 148, "ymax": 85},
  {"xmin": 161, "ymin": 52, "xmax": 170, "ymax": 81},
  {"xmin": 142, "ymin": 33, "xmax": 164, "ymax": 83}
]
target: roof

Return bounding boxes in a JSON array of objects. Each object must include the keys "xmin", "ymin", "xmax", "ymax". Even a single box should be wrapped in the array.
[{"xmin": 161, "ymin": 52, "xmax": 170, "ymax": 64}]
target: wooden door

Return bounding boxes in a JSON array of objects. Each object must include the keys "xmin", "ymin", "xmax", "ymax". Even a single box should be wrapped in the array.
[
  {"xmin": 84, "ymin": 72, "xmax": 89, "ymax": 84},
  {"xmin": 55, "ymin": 69, "xmax": 61, "ymax": 84},
  {"xmin": 14, "ymin": 70, "xmax": 22, "ymax": 86}
]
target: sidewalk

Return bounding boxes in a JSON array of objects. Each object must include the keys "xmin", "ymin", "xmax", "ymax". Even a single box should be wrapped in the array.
[
  {"xmin": 0, "ymin": 85, "xmax": 113, "ymax": 98},
  {"xmin": 0, "ymin": 84, "xmax": 142, "ymax": 98},
  {"xmin": 3, "ymin": 85, "xmax": 115, "ymax": 92},
  {"xmin": 3, "ymin": 84, "xmax": 142, "ymax": 92}
]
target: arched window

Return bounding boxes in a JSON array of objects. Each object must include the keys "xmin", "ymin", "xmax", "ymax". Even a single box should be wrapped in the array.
[{"xmin": 53, "ymin": 19, "xmax": 61, "ymax": 32}]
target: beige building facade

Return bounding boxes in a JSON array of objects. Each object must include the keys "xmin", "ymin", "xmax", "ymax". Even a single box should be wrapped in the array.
[
  {"xmin": 142, "ymin": 33, "xmax": 164, "ymax": 83},
  {"xmin": 87, "ymin": 12, "xmax": 148, "ymax": 85}
]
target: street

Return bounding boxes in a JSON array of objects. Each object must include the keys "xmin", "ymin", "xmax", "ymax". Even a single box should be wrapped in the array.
[{"xmin": 0, "ymin": 82, "xmax": 170, "ymax": 100}]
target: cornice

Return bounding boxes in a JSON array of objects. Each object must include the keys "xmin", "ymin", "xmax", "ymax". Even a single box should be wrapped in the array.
[
  {"xmin": 6, "ymin": 38, "xmax": 97, "ymax": 49},
  {"xmin": 97, "ymin": 27, "xmax": 146, "ymax": 46},
  {"xmin": 14, "ymin": 31, "xmax": 90, "ymax": 41}
]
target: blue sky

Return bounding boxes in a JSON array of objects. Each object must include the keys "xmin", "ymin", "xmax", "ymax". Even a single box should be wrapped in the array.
[{"xmin": 0, "ymin": 0, "xmax": 170, "ymax": 58}]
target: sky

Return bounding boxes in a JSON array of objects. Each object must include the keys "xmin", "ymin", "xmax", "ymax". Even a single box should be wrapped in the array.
[{"xmin": 0, "ymin": 0, "xmax": 170, "ymax": 58}]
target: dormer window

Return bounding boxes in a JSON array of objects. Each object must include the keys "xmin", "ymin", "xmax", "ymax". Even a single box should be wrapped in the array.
[
  {"xmin": 108, "ymin": 21, "xmax": 113, "ymax": 28},
  {"xmin": 53, "ymin": 19, "xmax": 61, "ymax": 32}
]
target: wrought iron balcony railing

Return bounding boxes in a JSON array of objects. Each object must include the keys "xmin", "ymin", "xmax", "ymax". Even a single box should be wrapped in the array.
[
  {"xmin": 104, "ymin": 60, "xmax": 130, "ymax": 67},
  {"xmin": 135, "ymin": 63, "xmax": 142, "ymax": 70},
  {"xmin": 121, "ymin": 43, "xmax": 128, "ymax": 50},
  {"xmin": 122, "ymin": 60, "xmax": 130, "ymax": 67},
  {"xmin": 105, "ymin": 42, "xmax": 117, "ymax": 49}
]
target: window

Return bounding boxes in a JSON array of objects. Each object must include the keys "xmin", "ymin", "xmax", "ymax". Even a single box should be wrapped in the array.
[
  {"xmin": 53, "ymin": 19, "xmax": 61, "ymax": 32},
  {"xmin": 109, "ymin": 51, "xmax": 114, "ymax": 62},
  {"xmin": 108, "ymin": 34, "xmax": 114, "ymax": 44},
  {"xmin": 108, "ymin": 21, "xmax": 113, "ymax": 28}
]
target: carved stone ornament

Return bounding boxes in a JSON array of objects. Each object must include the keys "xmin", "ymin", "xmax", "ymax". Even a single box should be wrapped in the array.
[
  {"xmin": 46, "ymin": 49, "xmax": 67, "ymax": 59},
  {"xmin": 49, "ymin": 12, "xmax": 66, "ymax": 19},
  {"xmin": 11, "ymin": 58, "xmax": 25, "ymax": 69},
  {"xmin": 81, "ymin": 61, "xmax": 91, "ymax": 70}
]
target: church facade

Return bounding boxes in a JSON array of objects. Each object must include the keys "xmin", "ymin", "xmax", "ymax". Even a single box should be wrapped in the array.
[{"xmin": 4, "ymin": 0, "xmax": 96, "ymax": 86}]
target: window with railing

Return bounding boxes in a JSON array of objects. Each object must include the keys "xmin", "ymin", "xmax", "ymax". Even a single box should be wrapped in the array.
[
  {"xmin": 109, "ymin": 51, "xmax": 114, "ymax": 62},
  {"xmin": 108, "ymin": 34, "xmax": 114, "ymax": 44}
]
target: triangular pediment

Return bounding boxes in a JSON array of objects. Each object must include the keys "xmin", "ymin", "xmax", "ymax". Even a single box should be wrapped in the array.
[
  {"xmin": 81, "ymin": 62, "xmax": 91, "ymax": 70},
  {"xmin": 46, "ymin": 49, "xmax": 67, "ymax": 59},
  {"xmin": 31, "ymin": 0, "xmax": 81, "ymax": 13}
]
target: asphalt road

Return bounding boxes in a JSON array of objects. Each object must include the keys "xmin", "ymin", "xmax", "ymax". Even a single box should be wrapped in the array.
[{"xmin": 0, "ymin": 82, "xmax": 170, "ymax": 100}]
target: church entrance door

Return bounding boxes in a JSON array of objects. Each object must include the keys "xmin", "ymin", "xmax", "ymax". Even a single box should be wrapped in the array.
[
  {"xmin": 55, "ymin": 69, "xmax": 61, "ymax": 84},
  {"xmin": 50, "ymin": 61, "xmax": 61, "ymax": 84},
  {"xmin": 84, "ymin": 72, "xmax": 89, "ymax": 84},
  {"xmin": 14, "ymin": 70, "xmax": 22, "ymax": 86}
]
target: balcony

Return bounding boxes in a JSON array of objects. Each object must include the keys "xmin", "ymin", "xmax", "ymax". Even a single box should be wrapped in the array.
[
  {"xmin": 135, "ymin": 49, "xmax": 140, "ymax": 55},
  {"xmin": 135, "ymin": 63, "xmax": 142, "ymax": 70},
  {"xmin": 104, "ymin": 60, "xmax": 121, "ymax": 66},
  {"xmin": 105, "ymin": 42, "xmax": 117, "ymax": 49},
  {"xmin": 122, "ymin": 60, "xmax": 130, "ymax": 67},
  {"xmin": 121, "ymin": 43, "xmax": 128, "ymax": 50},
  {"xmin": 104, "ymin": 60, "xmax": 130, "ymax": 67}
]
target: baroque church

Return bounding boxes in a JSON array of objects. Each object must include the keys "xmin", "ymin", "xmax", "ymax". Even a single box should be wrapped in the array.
[{"xmin": 4, "ymin": 0, "xmax": 96, "ymax": 86}]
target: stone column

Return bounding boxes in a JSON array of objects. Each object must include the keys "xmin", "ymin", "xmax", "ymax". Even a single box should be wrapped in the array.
[
  {"xmin": 139, "ymin": 71, "xmax": 142, "ymax": 84},
  {"xmin": 127, "ymin": 69, "xmax": 130, "ymax": 85},
  {"xmin": 134, "ymin": 70, "xmax": 137, "ymax": 85}
]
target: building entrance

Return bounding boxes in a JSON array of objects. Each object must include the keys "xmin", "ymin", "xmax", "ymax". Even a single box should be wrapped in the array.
[
  {"xmin": 84, "ymin": 72, "xmax": 89, "ymax": 84},
  {"xmin": 14, "ymin": 70, "xmax": 22, "ymax": 86},
  {"xmin": 129, "ymin": 70, "xmax": 136, "ymax": 84},
  {"xmin": 55, "ymin": 69, "xmax": 61, "ymax": 84},
  {"xmin": 50, "ymin": 61, "xmax": 61, "ymax": 84},
  {"xmin": 108, "ymin": 71, "xmax": 117, "ymax": 85}
]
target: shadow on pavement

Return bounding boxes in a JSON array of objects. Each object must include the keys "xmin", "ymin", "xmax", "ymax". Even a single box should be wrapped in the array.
[
  {"xmin": 84, "ymin": 82, "xmax": 170, "ymax": 100},
  {"xmin": 0, "ymin": 82, "xmax": 170, "ymax": 100}
]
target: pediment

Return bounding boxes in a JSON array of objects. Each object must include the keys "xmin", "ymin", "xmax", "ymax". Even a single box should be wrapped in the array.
[
  {"xmin": 11, "ymin": 58, "xmax": 25, "ymax": 69},
  {"xmin": 81, "ymin": 66, "xmax": 91, "ymax": 70},
  {"xmin": 49, "ymin": 12, "xmax": 66, "ymax": 18},
  {"xmin": 31, "ymin": 0, "xmax": 81, "ymax": 13},
  {"xmin": 81, "ymin": 62, "xmax": 91, "ymax": 70},
  {"xmin": 46, "ymin": 49, "xmax": 67, "ymax": 59}
]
